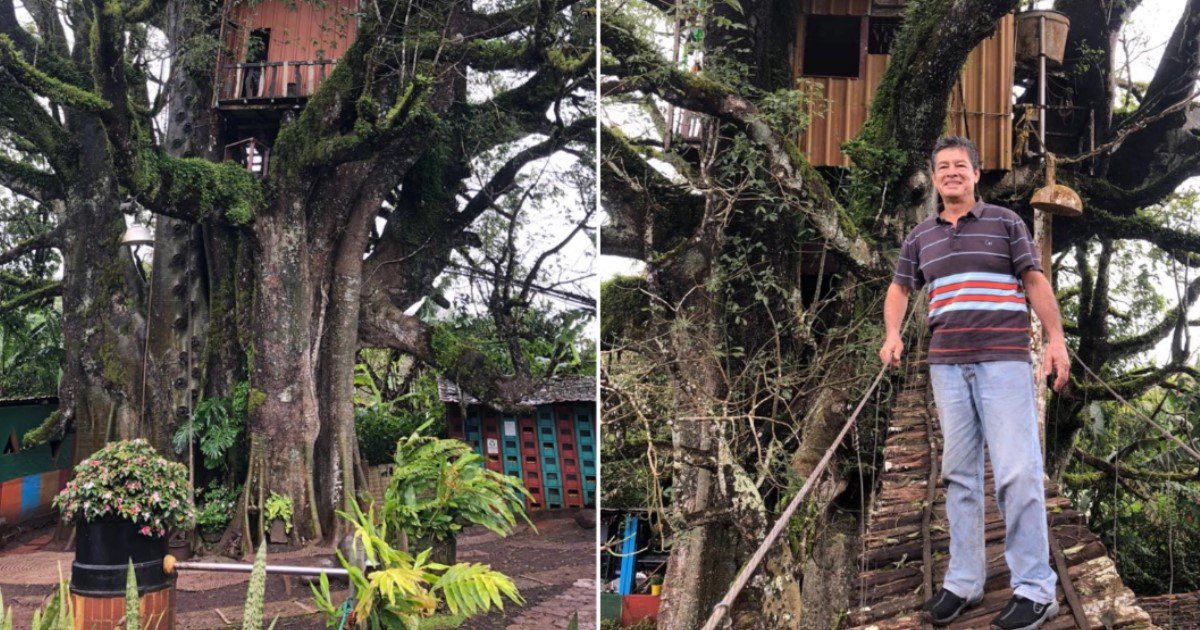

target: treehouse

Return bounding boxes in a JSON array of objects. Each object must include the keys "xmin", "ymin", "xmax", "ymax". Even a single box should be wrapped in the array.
[
  {"xmin": 214, "ymin": 0, "xmax": 359, "ymax": 109},
  {"xmin": 792, "ymin": 0, "xmax": 1015, "ymax": 171},
  {"xmin": 212, "ymin": 0, "xmax": 359, "ymax": 176}
]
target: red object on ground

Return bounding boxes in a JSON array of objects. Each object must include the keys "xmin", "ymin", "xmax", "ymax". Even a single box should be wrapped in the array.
[{"xmin": 621, "ymin": 594, "xmax": 661, "ymax": 626}]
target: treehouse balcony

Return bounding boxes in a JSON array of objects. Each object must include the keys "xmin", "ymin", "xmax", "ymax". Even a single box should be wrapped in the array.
[{"xmin": 215, "ymin": 59, "xmax": 337, "ymax": 108}]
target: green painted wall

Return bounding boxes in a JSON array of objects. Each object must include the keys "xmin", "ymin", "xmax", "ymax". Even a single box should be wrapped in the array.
[{"xmin": 0, "ymin": 400, "xmax": 70, "ymax": 481}]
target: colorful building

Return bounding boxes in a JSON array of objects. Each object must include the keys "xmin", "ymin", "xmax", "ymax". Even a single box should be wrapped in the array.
[
  {"xmin": 440, "ymin": 376, "xmax": 596, "ymax": 511},
  {"xmin": 0, "ymin": 397, "xmax": 72, "ymax": 529}
]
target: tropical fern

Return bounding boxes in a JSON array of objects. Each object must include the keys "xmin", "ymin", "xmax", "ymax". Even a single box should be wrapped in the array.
[
  {"xmin": 312, "ymin": 498, "xmax": 523, "ymax": 628},
  {"xmin": 383, "ymin": 433, "xmax": 533, "ymax": 542},
  {"xmin": 429, "ymin": 561, "xmax": 523, "ymax": 617},
  {"xmin": 243, "ymin": 540, "xmax": 268, "ymax": 629},
  {"xmin": 124, "ymin": 561, "xmax": 139, "ymax": 629}
]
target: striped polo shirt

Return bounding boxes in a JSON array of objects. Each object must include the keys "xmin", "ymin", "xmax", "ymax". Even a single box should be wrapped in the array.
[{"xmin": 892, "ymin": 201, "xmax": 1043, "ymax": 364}]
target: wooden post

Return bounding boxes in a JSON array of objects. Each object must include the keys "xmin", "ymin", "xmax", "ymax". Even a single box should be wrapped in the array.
[{"xmin": 1032, "ymin": 209, "xmax": 1052, "ymax": 461}]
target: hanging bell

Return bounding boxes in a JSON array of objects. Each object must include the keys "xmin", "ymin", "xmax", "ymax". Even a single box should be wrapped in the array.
[{"xmin": 1030, "ymin": 155, "xmax": 1083, "ymax": 217}]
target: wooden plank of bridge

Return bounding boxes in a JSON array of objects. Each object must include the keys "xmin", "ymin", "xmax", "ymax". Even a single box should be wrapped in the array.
[{"xmin": 845, "ymin": 347, "xmax": 1157, "ymax": 630}]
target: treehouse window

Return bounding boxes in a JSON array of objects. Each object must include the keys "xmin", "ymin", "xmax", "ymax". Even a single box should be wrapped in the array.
[
  {"xmin": 802, "ymin": 16, "xmax": 864, "ymax": 78},
  {"xmin": 868, "ymin": 17, "xmax": 902, "ymax": 55}
]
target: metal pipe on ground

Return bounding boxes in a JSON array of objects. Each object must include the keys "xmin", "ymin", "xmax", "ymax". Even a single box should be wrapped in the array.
[{"xmin": 163, "ymin": 556, "xmax": 352, "ymax": 578}]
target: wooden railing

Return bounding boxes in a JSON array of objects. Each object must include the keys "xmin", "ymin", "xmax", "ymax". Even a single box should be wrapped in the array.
[{"xmin": 217, "ymin": 59, "xmax": 337, "ymax": 103}]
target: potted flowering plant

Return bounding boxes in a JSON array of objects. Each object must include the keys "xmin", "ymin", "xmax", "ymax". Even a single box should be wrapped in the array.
[{"xmin": 54, "ymin": 439, "xmax": 194, "ymax": 596}]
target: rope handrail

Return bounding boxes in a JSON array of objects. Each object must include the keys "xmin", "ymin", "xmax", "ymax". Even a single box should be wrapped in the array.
[
  {"xmin": 699, "ymin": 360, "xmax": 894, "ymax": 630},
  {"xmin": 696, "ymin": 292, "xmax": 921, "ymax": 629},
  {"xmin": 1068, "ymin": 346, "xmax": 1200, "ymax": 464}
]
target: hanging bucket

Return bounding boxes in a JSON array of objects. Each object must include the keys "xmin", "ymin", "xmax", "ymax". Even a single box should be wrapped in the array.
[{"xmin": 1016, "ymin": 10, "xmax": 1071, "ymax": 67}]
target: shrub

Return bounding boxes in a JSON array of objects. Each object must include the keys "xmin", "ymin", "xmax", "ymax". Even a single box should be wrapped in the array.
[
  {"xmin": 195, "ymin": 482, "xmax": 240, "ymax": 537},
  {"xmin": 383, "ymin": 434, "xmax": 531, "ymax": 543},
  {"xmin": 54, "ymin": 439, "xmax": 194, "ymax": 537}
]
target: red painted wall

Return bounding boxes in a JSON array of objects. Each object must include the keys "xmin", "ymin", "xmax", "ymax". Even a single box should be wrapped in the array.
[{"xmin": 228, "ymin": 0, "xmax": 358, "ymax": 63}]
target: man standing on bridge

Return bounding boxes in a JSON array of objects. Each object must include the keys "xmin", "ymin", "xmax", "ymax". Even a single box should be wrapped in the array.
[{"xmin": 879, "ymin": 136, "xmax": 1070, "ymax": 629}]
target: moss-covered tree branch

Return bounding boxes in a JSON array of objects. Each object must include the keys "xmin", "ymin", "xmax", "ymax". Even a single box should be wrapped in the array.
[
  {"xmin": 133, "ymin": 154, "xmax": 265, "ymax": 224},
  {"xmin": 599, "ymin": 124, "xmax": 704, "ymax": 260},
  {"xmin": 0, "ymin": 74, "xmax": 75, "ymax": 173},
  {"xmin": 0, "ymin": 0, "xmax": 83, "ymax": 86},
  {"xmin": 1075, "ymin": 208, "xmax": 1200, "ymax": 258},
  {"xmin": 455, "ymin": 116, "xmax": 594, "ymax": 229},
  {"xmin": 465, "ymin": 49, "xmax": 595, "ymax": 142},
  {"xmin": 1073, "ymin": 447, "xmax": 1200, "ymax": 483},
  {"xmin": 1109, "ymin": 274, "xmax": 1200, "ymax": 358},
  {"xmin": 0, "ymin": 280, "xmax": 61, "ymax": 310},
  {"xmin": 0, "ymin": 36, "xmax": 110, "ymax": 112},
  {"xmin": 1074, "ymin": 151, "xmax": 1200, "ymax": 214},
  {"xmin": 0, "ymin": 154, "xmax": 63, "ymax": 201},
  {"xmin": 843, "ymin": 0, "xmax": 1019, "ymax": 225},
  {"xmin": 601, "ymin": 18, "xmax": 876, "ymax": 272},
  {"xmin": 1074, "ymin": 363, "xmax": 1200, "ymax": 401},
  {"xmin": 0, "ymin": 223, "xmax": 64, "ymax": 266},
  {"xmin": 461, "ymin": 0, "xmax": 584, "ymax": 41}
]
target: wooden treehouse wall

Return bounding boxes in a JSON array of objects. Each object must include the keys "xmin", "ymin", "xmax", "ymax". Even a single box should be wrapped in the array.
[
  {"xmin": 219, "ymin": 0, "xmax": 359, "ymax": 101},
  {"xmin": 793, "ymin": 1, "xmax": 1014, "ymax": 171}
]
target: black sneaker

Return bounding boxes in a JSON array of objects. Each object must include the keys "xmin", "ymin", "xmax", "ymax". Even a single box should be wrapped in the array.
[
  {"xmin": 921, "ymin": 587, "xmax": 982, "ymax": 625},
  {"xmin": 990, "ymin": 595, "xmax": 1059, "ymax": 630}
]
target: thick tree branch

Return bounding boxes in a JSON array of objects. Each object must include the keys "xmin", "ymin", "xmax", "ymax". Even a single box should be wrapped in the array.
[
  {"xmin": 601, "ymin": 19, "xmax": 875, "ymax": 272},
  {"xmin": 1106, "ymin": 0, "xmax": 1200, "ymax": 187},
  {"xmin": 454, "ymin": 116, "xmax": 594, "ymax": 229},
  {"xmin": 1075, "ymin": 363, "xmax": 1200, "ymax": 401},
  {"xmin": 0, "ymin": 154, "xmax": 62, "ymax": 201},
  {"xmin": 461, "ymin": 0, "xmax": 584, "ymax": 40},
  {"xmin": 468, "ymin": 50, "xmax": 595, "ymax": 140},
  {"xmin": 0, "ymin": 74, "xmax": 73, "ymax": 174},
  {"xmin": 0, "ymin": 0, "xmax": 80, "ymax": 86},
  {"xmin": 0, "ymin": 280, "xmax": 61, "ymax": 310},
  {"xmin": 1110, "ymin": 274, "xmax": 1200, "ymax": 358},
  {"xmin": 0, "ymin": 37, "xmax": 109, "ymax": 112},
  {"xmin": 599, "ymin": 124, "xmax": 704, "ymax": 261},
  {"xmin": 1138, "ymin": 0, "xmax": 1200, "ymax": 122},
  {"xmin": 1075, "ymin": 208, "xmax": 1200, "ymax": 256},
  {"xmin": 0, "ymin": 223, "xmax": 63, "ymax": 266},
  {"xmin": 1073, "ymin": 447, "xmax": 1200, "ymax": 482}
]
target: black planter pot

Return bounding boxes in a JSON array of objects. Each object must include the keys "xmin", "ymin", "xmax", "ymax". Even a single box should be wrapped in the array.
[{"xmin": 71, "ymin": 519, "xmax": 171, "ymax": 596}]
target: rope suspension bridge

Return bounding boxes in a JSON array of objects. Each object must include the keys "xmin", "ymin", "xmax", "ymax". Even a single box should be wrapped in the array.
[{"xmin": 700, "ymin": 312, "xmax": 1185, "ymax": 629}]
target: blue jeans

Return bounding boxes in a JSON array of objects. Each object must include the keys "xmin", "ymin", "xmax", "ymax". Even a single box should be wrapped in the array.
[{"xmin": 929, "ymin": 361, "xmax": 1057, "ymax": 605}]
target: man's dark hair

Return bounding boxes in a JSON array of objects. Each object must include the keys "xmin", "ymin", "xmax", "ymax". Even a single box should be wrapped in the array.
[{"xmin": 931, "ymin": 136, "xmax": 981, "ymax": 172}]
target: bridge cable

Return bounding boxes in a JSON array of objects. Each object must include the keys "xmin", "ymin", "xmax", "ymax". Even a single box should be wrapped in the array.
[{"xmin": 698, "ymin": 303, "xmax": 919, "ymax": 630}]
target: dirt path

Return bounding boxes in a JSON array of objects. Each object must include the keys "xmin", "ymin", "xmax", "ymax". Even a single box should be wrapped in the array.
[{"xmin": 0, "ymin": 509, "xmax": 596, "ymax": 628}]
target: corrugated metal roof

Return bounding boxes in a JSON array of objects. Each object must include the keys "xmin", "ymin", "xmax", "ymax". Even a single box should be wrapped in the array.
[
  {"xmin": 437, "ymin": 376, "xmax": 595, "ymax": 406},
  {"xmin": 0, "ymin": 396, "xmax": 58, "ymax": 408}
]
